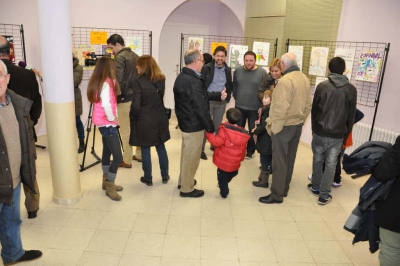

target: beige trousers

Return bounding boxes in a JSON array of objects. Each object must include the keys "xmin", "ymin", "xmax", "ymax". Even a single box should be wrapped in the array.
[
  {"xmin": 178, "ymin": 130, "xmax": 204, "ymax": 193},
  {"xmin": 117, "ymin": 102, "xmax": 141, "ymax": 163}
]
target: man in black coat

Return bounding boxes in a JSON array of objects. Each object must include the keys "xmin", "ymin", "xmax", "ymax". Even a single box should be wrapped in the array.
[
  {"xmin": 174, "ymin": 49, "xmax": 226, "ymax": 198},
  {"xmin": 0, "ymin": 36, "xmax": 41, "ymax": 219},
  {"xmin": 372, "ymin": 135, "xmax": 400, "ymax": 265}
]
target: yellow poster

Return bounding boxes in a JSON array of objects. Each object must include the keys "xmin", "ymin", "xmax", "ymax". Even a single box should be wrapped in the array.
[
  {"xmin": 211, "ymin": 42, "xmax": 228, "ymax": 54},
  {"xmin": 90, "ymin": 31, "xmax": 108, "ymax": 45}
]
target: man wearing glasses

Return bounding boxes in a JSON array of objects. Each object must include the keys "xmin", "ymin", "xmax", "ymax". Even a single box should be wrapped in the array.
[{"xmin": 174, "ymin": 50, "xmax": 226, "ymax": 198}]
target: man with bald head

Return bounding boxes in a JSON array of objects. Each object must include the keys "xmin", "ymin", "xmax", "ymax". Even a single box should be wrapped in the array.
[{"xmin": 260, "ymin": 52, "xmax": 312, "ymax": 204}]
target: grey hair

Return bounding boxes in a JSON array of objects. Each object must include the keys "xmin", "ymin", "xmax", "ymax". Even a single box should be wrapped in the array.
[
  {"xmin": 184, "ymin": 50, "xmax": 201, "ymax": 65},
  {"xmin": 281, "ymin": 53, "xmax": 297, "ymax": 68},
  {"xmin": 0, "ymin": 60, "xmax": 7, "ymax": 75}
]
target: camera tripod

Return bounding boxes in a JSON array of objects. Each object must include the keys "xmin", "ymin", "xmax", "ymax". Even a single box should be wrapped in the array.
[{"xmin": 80, "ymin": 103, "xmax": 123, "ymax": 172}]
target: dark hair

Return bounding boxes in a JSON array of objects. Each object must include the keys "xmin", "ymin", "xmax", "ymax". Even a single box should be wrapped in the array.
[
  {"xmin": 213, "ymin": 46, "xmax": 227, "ymax": 56},
  {"xmin": 329, "ymin": 57, "xmax": 346, "ymax": 75},
  {"xmin": 244, "ymin": 51, "xmax": 256, "ymax": 60},
  {"xmin": 0, "ymin": 37, "xmax": 10, "ymax": 55},
  {"xmin": 203, "ymin": 53, "xmax": 212, "ymax": 65},
  {"xmin": 137, "ymin": 55, "xmax": 165, "ymax": 82},
  {"xmin": 226, "ymin": 108, "xmax": 241, "ymax": 124},
  {"xmin": 107, "ymin": 34, "xmax": 125, "ymax": 46}
]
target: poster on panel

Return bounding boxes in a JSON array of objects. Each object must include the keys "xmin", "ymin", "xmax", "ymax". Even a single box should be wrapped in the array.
[
  {"xmin": 355, "ymin": 50, "xmax": 383, "ymax": 83},
  {"xmin": 288, "ymin": 45, "xmax": 303, "ymax": 70},
  {"xmin": 188, "ymin": 37, "xmax": 204, "ymax": 53},
  {"xmin": 253, "ymin": 41, "xmax": 270, "ymax": 66},
  {"xmin": 211, "ymin": 42, "xmax": 227, "ymax": 54},
  {"xmin": 229, "ymin": 45, "xmax": 248, "ymax": 68},
  {"xmin": 126, "ymin": 36, "xmax": 143, "ymax": 56},
  {"xmin": 334, "ymin": 48, "xmax": 356, "ymax": 80},
  {"xmin": 309, "ymin": 47, "xmax": 329, "ymax": 76}
]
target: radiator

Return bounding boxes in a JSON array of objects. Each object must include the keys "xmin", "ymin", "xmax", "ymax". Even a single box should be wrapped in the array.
[{"xmin": 345, "ymin": 123, "xmax": 399, "ymax": 154}]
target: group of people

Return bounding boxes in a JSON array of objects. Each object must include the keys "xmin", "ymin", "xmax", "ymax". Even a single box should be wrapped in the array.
[{"xmin": 1, "ymin": 31, "xmax": 400, "ymax": 265}]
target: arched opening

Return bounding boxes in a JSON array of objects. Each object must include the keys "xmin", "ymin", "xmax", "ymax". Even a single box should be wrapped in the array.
[{"xmin": 158, "ymin": 0, "xmax": 243, "ymax": 109}]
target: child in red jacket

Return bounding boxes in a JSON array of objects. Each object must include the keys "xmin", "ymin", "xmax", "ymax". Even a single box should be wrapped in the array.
[{"xmin": 206, "ymin": 108, "xmax": 251, "ymax": 198}]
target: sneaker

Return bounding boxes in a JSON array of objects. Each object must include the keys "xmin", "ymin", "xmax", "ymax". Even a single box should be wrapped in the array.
[
  {"xmin": 332, "ymin": 182, "xmax": 342, "ymax": 188},
  {"xmin": 308, "ymin": 174, "xmax": 312, "ymax": 181},
  {"xmin": 318, "ymin": 195, "xmax": 332, "ymax": 205},
  {"xmin": 307, "ymin": 184, "xmax": 319, "ymax": 197},
  {"xmin": 180, "ymin": 189, "xmax": 204, "ymax": 198},
  {"xmin": 245, "ymin": 153, "xmax": 253, "ymax": 159}
]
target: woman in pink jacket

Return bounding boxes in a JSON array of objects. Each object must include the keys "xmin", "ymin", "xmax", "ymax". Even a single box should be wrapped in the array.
[{"xmin": 87, "ymin": 57, "xmax": 123, "ymax": 201}]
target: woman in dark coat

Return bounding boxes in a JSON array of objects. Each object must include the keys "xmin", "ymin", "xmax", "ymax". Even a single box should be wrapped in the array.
[
  {"xmin": 129, "ymin": 55, "xmax": 170, "ymax": 186},
  {"xmin": 73, "ymin": 50, "xmax": 85, "ymax": 153}
]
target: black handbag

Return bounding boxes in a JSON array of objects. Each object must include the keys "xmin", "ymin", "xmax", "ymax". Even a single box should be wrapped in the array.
[{"xmin": 151, "ymin": 82, "xmax": 171, "ymax": 119}]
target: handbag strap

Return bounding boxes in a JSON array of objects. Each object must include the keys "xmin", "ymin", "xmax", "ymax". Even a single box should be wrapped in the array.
[{"xmin": 150, "ymin": 81, "xmax": 166, "ymax": 108}]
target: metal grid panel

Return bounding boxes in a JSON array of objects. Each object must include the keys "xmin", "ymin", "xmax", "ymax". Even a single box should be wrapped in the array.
[
  {"xmin": 180, "ymin": 34, "xmax": 278, "ymax": 70},
  {"xmin": 71, "ymin": 27, "xmax": 152, "ymax": 80},
  {"xmin": 0, "ymin": 24, "xmax": 25, "ymax": 64},
  {"xmin": 286, "ymin": 39, "xmax": 389, "ymax": 107}
]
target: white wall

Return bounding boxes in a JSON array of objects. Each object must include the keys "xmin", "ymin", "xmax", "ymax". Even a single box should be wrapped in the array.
[
  {"xmin": 337, "ymin": 0, "xmax": 400, "ymax": 133},
  {"xmin": 0, "ymin": 0, "xmax": 246, "ymax": 136}
]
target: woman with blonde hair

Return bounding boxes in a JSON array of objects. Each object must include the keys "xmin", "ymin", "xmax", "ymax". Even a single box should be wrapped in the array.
[
  {"xmin": 257, "ymin": 58, "xmax": 283, "ymax": 101},
  {"xmin": 87, "ymin": 56, "xmax": 123, "ymax": 201},
  {"xmin": 129, "ymin": 55, "xmax": 170, "ymax": 186}
]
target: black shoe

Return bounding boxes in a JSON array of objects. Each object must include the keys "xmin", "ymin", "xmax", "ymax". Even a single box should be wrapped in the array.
[
  {"xmin": 245, "ymin": 153, "xmax": 253, "ymax": 159},
  {"xmin": 252, "ymin": 181, "xmax": 269, "ymax": 188},
  {"xmin": 28, "ymin": 208, "xmax": 39, "ymax": 219},
  {"xmin": 180, "ymin": 189, "xmax": 204, "ymax": 198},
  {"xmin": 307, "ymin": 184, "xmax": 319, "ymax": 197},
  {"xmin": 177, "ymin": 179, "xmax": 197, "ymax": 189},
  {"xmin": 5, "ymin": 250, "xmax": 43, "ymax": 265},
  {"xmin": 200, "ymin": 152, "xmax": 208, "ymax": 160},
  {"xmin": 78, "ymin": 139, "xmax": 85, "ymax": 153},
  {"xmin": 210, "ymin": 146, "xmax": 214, "ymax": 151},
  {"xmin": 140, "ymin": 176, "xmax": 153, "ymax": 186},
  {"xmin": 162, "ymin": 175, "xmax": 170, "ymax": 184},
  {"xmin": 259, "ymin": 195, "xmax": 283, "ymax": 204},
  {"xmin": 220, "ymin": 191, "xmax": 229, "ymax": 198}
]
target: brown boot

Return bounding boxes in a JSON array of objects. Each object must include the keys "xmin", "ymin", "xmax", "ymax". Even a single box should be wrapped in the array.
[
  {"xmin": 105, "ymin": 181, "xmax": 122, "ymax": 201},
  {"xmin": 252, "ymin": 170, "xmax": 269, "ymax": 188},
  {"xmin": 102, "ymin": 175, "xmax": 123, "ymax": 191}
]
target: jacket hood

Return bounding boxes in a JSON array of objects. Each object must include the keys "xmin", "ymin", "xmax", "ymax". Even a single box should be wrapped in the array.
[
  {"xmin": 328, "ymin": 73, "xmax": 349, "ymax": 88},
  {"xmin": 220, "ymin": 123, "xmax": 250, "ymax": 146},
  {"xmin": 73, "ymin": 57, "xmax": 79, "ymax": 67}
]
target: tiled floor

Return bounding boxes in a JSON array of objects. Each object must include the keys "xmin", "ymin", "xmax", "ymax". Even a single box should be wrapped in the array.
[{"xmin": 6, "ymin": 115, "xmax": 380, "ymax": 265}]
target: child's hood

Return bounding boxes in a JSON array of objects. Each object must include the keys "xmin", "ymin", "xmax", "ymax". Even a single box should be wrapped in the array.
[{"xmin": 220, "ymin": 123, "xmax": 251, "ymax": 146}]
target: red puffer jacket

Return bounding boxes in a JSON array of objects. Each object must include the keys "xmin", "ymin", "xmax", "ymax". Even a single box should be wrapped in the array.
[{"xmin": 206, "ymin": 123, "xmax": 250, "ymax": 172}]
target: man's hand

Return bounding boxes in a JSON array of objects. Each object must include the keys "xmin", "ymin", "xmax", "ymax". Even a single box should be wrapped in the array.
[{"xmin": 221, "ymin": 88, "xmax": 227, "ymax": 100}]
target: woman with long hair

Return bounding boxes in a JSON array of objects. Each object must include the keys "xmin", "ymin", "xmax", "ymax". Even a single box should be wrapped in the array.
[
  {"xmin": 87, "ymin": 57, "xmax": 123, "ymax": 201},
  {"xmin": 129, "ymin": 55, "xmax": 170, "ymax": 186}
]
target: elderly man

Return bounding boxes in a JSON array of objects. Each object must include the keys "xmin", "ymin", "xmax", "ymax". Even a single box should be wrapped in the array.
[
  {"xmin": 260, "ymin": 52, "xmax": 312, "ymax": 204},
  {"xmin": 0, "ymin": 61, "xmax": 42, "ymax": 265},
  {"xmin": 174, "ymin": 50, "xmax": 226, "ymax": 198}
]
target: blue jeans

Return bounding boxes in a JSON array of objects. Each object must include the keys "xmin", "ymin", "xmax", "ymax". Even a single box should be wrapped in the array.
[
  {"xmin": 99, "ymin": 126, "xmax": 123, "ymax": 180},
  {"xmin": 141, "ymin": 144, "xmax": 169, "ymax": 181},
  {"xmin": 0, "ymin": 183, "xmax": 24, "ymax": 264},
  {"xmin": 76, "ymin": 116, "xmax": 85, "ymax": 140},
  {"xmin": 312, "ymin": 134, "xmax": 343, "ymax": 199},
  {"xmin": 236, "ymin": 107, "xmax": 258, "ymax": 155}
]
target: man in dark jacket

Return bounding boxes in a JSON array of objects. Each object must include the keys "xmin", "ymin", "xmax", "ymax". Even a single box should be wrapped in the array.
[
  {"xmin": 0, "ymin": 35, "xmax": 40, "ymax": 219},
  {"xmin": 309, "ymin": 57, "xmax": 357, "ymax": 205},
  {"xmin": 73, "ymin": 50, "xmax": 84, "ymax": 153},
  {"xmin": 0, "ymin": 60, "xmax": 42, "ymax": 265},
  {"xmin": 372, "ymin": 135, "xmax": 400, "ymax": 265},
  {"xmin": 174, "ymin": 50, "xmax": 222, "ymax": 198},
  {"xmin": 107, "ymin": 34, "xmax": 139, "ymax": 168},
  {"xmin": 200, "ymin": 46, "xmax": 232, "ymax": 160}
]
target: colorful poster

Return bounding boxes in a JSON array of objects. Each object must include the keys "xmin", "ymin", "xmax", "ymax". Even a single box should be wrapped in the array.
[
  {"xmin": 126, "ymin": 36, "xmax": 143, "ymax": 56},
  {"xmin": 4, "ymin": 36, "xmax": 15, "ymax": 63},
  {"xmin": 229, "ymin": 45, "xmax": 248, "ymax": 68},
  {"xmin": 253, "ymin": 41, "xmax": 270, "ymax": 66},
  {"xmin": 77, "ymin": 44, "xmax": 97, "ymax": 67},
  {"xmin": 355, "ymin": 50, "xmax": 383, "ymax": 83},
  {"xmin": 309, "ymin": 47, "xmax": 329, "ymax": 76},
  {"xmin": 90, "ymin": 31, "xmax": 108, "ymax": 45},
  {"xmin": 211, "ymin": 42, "xmax": 227, "ymax": 54},
  {"xmin": 334, "ymin": 48, "xmax": 356, "ymax": 80},
  {"xmin": 188, "ymin": 37, "xmax": 204, "ymax": 53},
  {"xmin": 102, "ymin": 45, "xmax": 114, "ymax": 58},
  {"xmin": 288, "ymin": 45, "xmax": 303, "ymax": 70}
]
